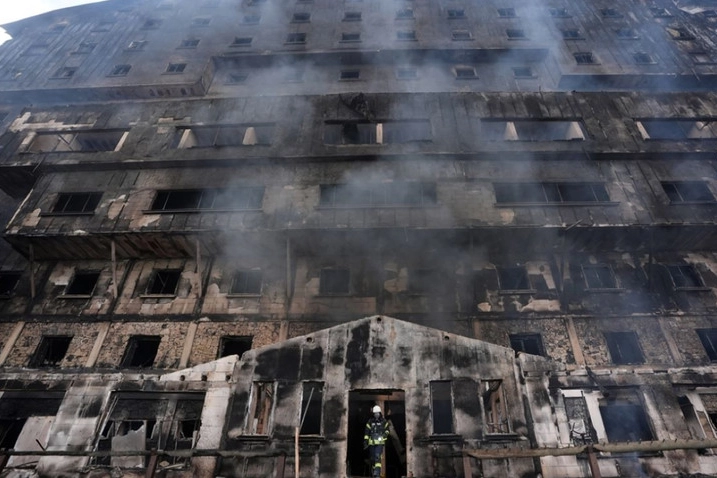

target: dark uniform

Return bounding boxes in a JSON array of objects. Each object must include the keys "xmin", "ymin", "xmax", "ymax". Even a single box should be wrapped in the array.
[{"xmin": 364, "ymin": 411, "xmax": 390, "ymax": 478}]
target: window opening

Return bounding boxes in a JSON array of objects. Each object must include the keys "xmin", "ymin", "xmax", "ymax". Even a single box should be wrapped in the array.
[
  {"xmin": 509, "ymin": 333, "xmax": 544, "ymax": 356},
  {"xmin": 582, "ymin": 264, "xmax": 617, "ymax": 289},
  {"xmin": 299, "ymin": 382, "xmax": 324, "ymax": 435},
  {"xmin": 340, "ymin": 69, "xmax": 361, "ymax": 80},
  {"xmin": 513, "ymin": 67, "xmax": 534, "ymax": 78},
  {"xmin": 230, "ymin": 269, "xmax": 262, "ymax": 294},
  {"xmin": 51, "ymin": 192, "xmax": 102, "ymax": 213},
  {"xmin": 599, "ymin": 400, "xmax": 653, "ymax": 442},
  {"xmin": 218, "ymin": 336, "xmax": 253, "ymax": 358},
  {"xmin": 320, "ymin": 268, "xmax": 350, "ymax": 294},
  {"xmin": 173, "ymin": 125, "xmax": 273, "ymax": 147},
  {"xmin": 180, "ymin": 39, "xmax": 200, "ymax": 48},
  {"xmin": 430, "ymin": 381, "xmax": 453, "ymax": 434},
  {"xmin": 396, "ymin": 30, "xmax": 417, "ymax": 41},
  {"xmin": 604, "ymin": 331, "xmax": 643, "ymax": 364},
  {"xmin": 447, "ymin": 8, "xmax": 465, "ymax": 18},
  {"xmin": 452, "ymin": 30, "xmax": 472, "ymax": 41},
  {"xmin": 285, "ymin": 33, "xmax": 307, "ymax": 44},
  {"xmin": 324, "ymin": 120, "xmax": 432, "ymax": 144},
  {"xmin": 121, "ymin": 336, "xmax": 161, "ymax": 368},
  {"xmin": 29, "ymin": 336, "xmax": 72, "ymax": 367},
  {"xmin": 30, "ymin": 131, "xmax": 125, "ymax": 153},
  {"xmin": 65, "ymin": 270, "xmax": 100, "ymax": 295},
  {"xmin": 483, "ymin": 380, "xmax": 509, "ymax": 434},
  {"xmin": 344, "ymin": 11, "xmax": 362, "ymax": 21},
  {"xmin": 497, "ymin": 266, "xmax": 531, "ymax": 291},
  {"xmin": 166, "ymin": 63, "xmax": 186, "ymax": 74},
  {"xmin": 341, "ymin": 32, "xmax": 361, "ymax": 42},
  {"xmin": 494, "ymin": 182, "xmax": 608, "ymax": 203},
  {"xmin": 667, "ymin": 264, "xmax": 704, "ymax": 288},
  {"xmin": 319, "ymin": 182, "xmax": 436, "ymax": 206},
  {"xmin": 396, "ymin": 67, "xmax": 417, "ymax": 79},
  {"xmin": 497, "ymin": 7, "xmax": 516, "ymax": 17},
  {"xmin": 146, "ymin": 270, "xmax": 181, "ymax": 295},
  {"xmin": 0, "ymin": 272, "xmax": 21, "ymax": 297},
  {"xmin": 697, "ymin": 329, "xmax": 717, "ymax": 361},
  {"xmin": 574, "ymin": 52, "xmax": 596, "ymax": 64},
  {"xmin": 150, "ymin": 188, "xmax": 264, "ymax": 211},
  {"xmin": 637, "ymin": 119, "xmax": 717, "ymax": 139},
  {"xmin": 506, "ymin": 28, "xmax": 526, "ymax": 39},
  {"xmin": 109, "ymin": 64, "xmax": 131, "ymax": 76},
  {"xmin": 662, "ymin": 181, "xmax": 715, "ymax": 203},
  {"xmin": 562, "ymin": 29, "xmax": 583, "ymax": 39},
  {"xmin": 248, "ymin": 382, "xmax": 275, "ymax": 434},
  {"xmin": 292, "ymin": 12, "xmax": 311, "ymax": 22}
]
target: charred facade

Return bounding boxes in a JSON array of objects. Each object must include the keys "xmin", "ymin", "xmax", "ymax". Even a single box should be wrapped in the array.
[{"xmin": 0, "ymin": 0, "xmax": 717, "ymax": 477}]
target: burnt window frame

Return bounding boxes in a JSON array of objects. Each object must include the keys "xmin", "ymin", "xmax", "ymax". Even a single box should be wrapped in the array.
[
  {"xmin": 509, "ymin": 333, "xmax": 545, "ymax": 356},
  {"xmin": 218, "ymin": 336, "xmax": 253, "ymax": 359},
  {"xmin": 29, "ymin": 335, "xmax": 73, "ymax": 367},
  {"xmin": 126, "ymin": 40, "xmax": 148, "ymax": 51},
  {"xmin": 599, "ymin": 396, "xmax": 654, "ymax": 443},
  {"xmin": 48, "ymin": 192, "xmax": 103, "ymax": 215},
  {"xmin": 229, "ymin": 269, "xmax": 263, "ymax": 295},
  {"xmin": 604, "ymin": 331, "xmax": 644, "ymax": 365},
  {"xmin": 493, "ymin": 182, "xmax": 611, "ymax": 205},
  {"xmin": 666, "ymin": 26, "xmax": 695, "ymax": 40},
  {"xmin": 665, "ymin": 264, "xmax": 706, "ymax": 290},
  {"xmin": 144, "ymin": 269, "xmax": 182, "ymax": 296},
  {"xmin": 299, "ymin": 382, "xmax": 324, "ymax": 436},
  {"xmin": 636, "ymin": 119, "xmax": 717, "ymax": 140},
  {"xmin": 430, "ymin": 381, "xmax": 455, "ymax": 435},
  {"xmin": 64, "ymin": 270, "xmax": 101, "ymax": 296},
  {"xmin": 0, "ymin": 272, "xmax": 22, "ymax": 298},
  {"xmin": 323, "ymin": 120, "xmax": 433, "ymax": 145},
  {"xmin": 482, "ymin": 119, "xmax": 586, "ymax": 141},
  {"xmin": 173, "ymin": 124, "xmax": 274, "ymax": 147},
  {"xmin": 615, "ymin": 27, "xmax": 639, "ymax": 39},
  {"xmin": 574, "ymin": 51, "xmax": 597, "ymax": 64},
  {"xmin": 482, "ymin": 380, "xmax": 511, "ymax": 434},
  {"xmin": 661, "ymin": 181, "xmax": 715, "ymax": 204},
  {"xmin": 697, "ymin": 329, "xmax": 717, "ymax": 361},
  {"xmin": 120, "ymin": 335, "xmax": 161, "ymax": 368},
  {"xmin": 28, "ymin": 130, "xmax": 126, "ymax": 154},
  {"xmin": 246, "ymin": 381, "xmax": 276, "ymax": 435},
  {"xmin": 149, "ymin": 187, "xmax": 265, "ymax": 212},
  {"xmin": 496, "ymin": 266, "xmax": 534, "ymax": 293},
  {"xmin": 582, "ymin": 264, "xmax": 619, "ymax": 290}
]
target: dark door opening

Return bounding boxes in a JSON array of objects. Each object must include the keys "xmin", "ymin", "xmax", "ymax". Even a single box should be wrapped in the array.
[{"xmin": 348, "ymin": 390, "xmax": 406, "ymax": 478}]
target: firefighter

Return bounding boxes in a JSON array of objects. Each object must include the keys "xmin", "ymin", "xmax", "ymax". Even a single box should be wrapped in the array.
[{"xmin": 363, "ymin": 405, "xmax": 390, "ymax": 478}]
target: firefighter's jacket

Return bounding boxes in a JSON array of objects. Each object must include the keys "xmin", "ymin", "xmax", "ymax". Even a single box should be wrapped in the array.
[{"xmin": 364, "ymin": 415, "xmax": 390, "ymax": 446}]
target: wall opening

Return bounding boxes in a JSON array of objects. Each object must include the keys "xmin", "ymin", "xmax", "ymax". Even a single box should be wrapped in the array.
[{"xmin": 347, "ymin": 389, "xmax": 406, "ymax": 478}]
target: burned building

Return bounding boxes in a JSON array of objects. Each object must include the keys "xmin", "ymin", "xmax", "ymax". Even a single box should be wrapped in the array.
[{"xmin": 0, "ymin": 0, "xmax": 717, "ymax": 476}]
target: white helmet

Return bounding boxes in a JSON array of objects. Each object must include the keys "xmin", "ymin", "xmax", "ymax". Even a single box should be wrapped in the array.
[{"xmin": 372, "ymin": 406, "xmax": 382, "ymax": 414}]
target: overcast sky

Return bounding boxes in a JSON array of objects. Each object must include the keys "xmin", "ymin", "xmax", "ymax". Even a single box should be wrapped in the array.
[{"xmin": 1, "ymin": 0, "xmax": 108, "ymax": 26}]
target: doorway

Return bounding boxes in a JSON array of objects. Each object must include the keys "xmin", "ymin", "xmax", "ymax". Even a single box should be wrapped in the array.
[{"xmin": 347, "ymin": 389, "xmax": 407, "ymax": 478}]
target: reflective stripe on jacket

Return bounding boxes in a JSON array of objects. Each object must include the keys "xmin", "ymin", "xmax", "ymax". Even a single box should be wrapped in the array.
[{"xmin": 364, "ymin": 416, "xmax": 389, "ymax": 445}]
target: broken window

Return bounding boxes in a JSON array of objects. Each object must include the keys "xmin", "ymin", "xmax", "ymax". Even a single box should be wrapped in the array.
[
  {"xmin": 29, "ymin": 336, "xmax": 72, "ymax": 367},
  {"xmin": 430, "ymin": 381, "xmax": 454, "ymax": 434},
  {"xmin": 319, "ymin": 182, "xmax": 437, "ymax": 207},
  {"xmin": 509, "ymin": 333, "xmax": 544, "ymax": 356},
  {"xmin": 50, "ymin": 192, "xmax": 103, "ymax": 214},
  {"xmin": 483, "ymin": 120, "xmax": 585, "ymax": 141},
  {"xmin": 482, "ymin": 380, "xmax": 510, "ymax": 434},
  {"xmin": 218, "ymin": 335, "xmax": 252, "ymax": 358},
  {"xmin": 65, "ymin": 270, "xmax": 100, "ymax": 295},
  {"xmin": 319, "ymin": 268, "xmax": 350, "ymax": 294},
  {"xmin": 299, "ymin": 382, "xmax": 324, "ymax": 435},
  {"xmin": 285, "ymin": 33, "xmax": 307, "ymax": 44},
  {"xmin": 666, "ymin": 264, "xmax": 705, "ymax": 289},
  {"xmin": 604, "ymin": 331, "xmax": 643, "ymax": 364},
  {"xmin": 662, "ymin": 181, "xmax": 715, "ymax": 203},
  {"xmin": 599, "ymin": 397, "xmax": 653, "ymax": 442},
  {"xmin": 94, "ymin": 392, "xmax": 204, "ymax": 468},
  {"xmin": 582, "ymin": 264, "xmax": 617, "ymax": 289},
  {"xmin": 248, "ymin": 382, "xmax": 275, "ymax": 434},
  {"xmin": 109, "ymin": 64, "xmax": 131, "ymax": 76},
  {"xmin": 637, "ymin": 119, "xmax": 717, "ymax": 139},
  {"xmin": 166, "ymin": 63, "xmax": 187, "ymax": 74},
  {"xmin": 173, "ymin": 125, "xmax": 273, "ymax": 147},
  {"xmin": 29, "ymin": 131, "xmax": 126, "ymax": 153},
  {"xmin": 230, "ymin": 269, "xmax": 262, "ymax": 294},
  {"xmin": 227, "ymin": 72, "xmax": 248, "ymax": 83},
  {"xmin": 697, "ymin": 329, "xmax": 717, "ymax": 361},
  {"xmin": 0, "ymin": 392, "xmax": 63, "ymax": 463},
  {"xmin": 497, "ymin": 266, "xmax": 532, "ymax": 291},
  {"xmin": 574, "ymin": 52, "xmax": 596, "ymax": 64},
  {"xmin": 564, "ymin": 395, "xmax": 597, "ymax": 444},
  {"xmin": 324, "ymin": 120, "xmax": 432, "ymax": 144},
  {"xmin": 121, "ymin": 336, "xmax": 161, "ymax": 368},
  {"xmin": 0, "ymin": 272, "xmax": 21, "ymax": 297},
  {"xmin": 493, "ymin": 182, "xmax": 609, "ymax": 203},
  {"xmin": 150, "ymin": 187, "xmax": 264, "ymax": 211},
  {"xmin": 145, "ymin": 270, "xmax": 181, "ymax": 295},
  {"xmin": 497, "ymin": 7, "xmax": 516, "ymax": 17}
]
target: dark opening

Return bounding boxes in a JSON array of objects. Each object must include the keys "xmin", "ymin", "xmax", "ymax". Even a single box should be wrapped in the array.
[
  {"xmin": 0, "ymin": 272, "xmax": 21, "ymax": 296},
  {"xmin": 583, "ymin": 264, "xmax": 617, "ymax": 289},
  {"xmin": 52, "ymin": 192, "xmax": 102, "ymax": 214},
  {"xmin": 340, "ymin": 69, "xmax": 360, "ymax": 80},
  {"xmin": 0, "ymin": 419, "xmax": 26, "ymax": 449},
  {"xmin": 230, "ymin": 270, "xmax": 262, "ymax": 294},
  {"xmin": 697, "ymin": 329, "xmax": 717, "ymax": 361},
  {"xmin": 604, "ymin": 331, "xmax": 644, "ymax": 364},
  {"xmin": 121, "ymin": 336, "xmax": 161, "ymax": 368},
  {"xmin": 509, "ymin": 333, "xmax": 544, "ymax": 356},
  {"xmin": 30, "ymin": 336, "xmax": 72, "ymax": 367},
  {"xmin": 409, "ymin": 269, "xmax": 432, "ymax": 294},
  {"xmin": 430, "ymin": 381, "xmax": 454, "ymax": 434},
  {"xmin": 65, "ymin": 271, "xmax": 100, "ymax": 295},
  {"xmin": 662, "ymin": 181, "xmax": 715, "ymax": 203},
  {"xmin": 497, "ymin": 266, "xmax": 531, "ymax": 291},
  {"xmin": 146, "ymin": 270, "xmax": 181, "ymax": 295},
  {"xmin": 218, "ymin": 336, "xmax": 253, "ymax": 358},
  {"xmin": 299, "ymin": 382, "xmax": 323, "ymax": 435},
  {"xmin": 320, "ymin": 268, "xmax": 350, "ymax": 294},
  {"xmin": 667, "ymin": 264, "xmax": 704, "ymax": 288},
  {"xmin": 348, "ymin": 390, "xmax": 406, "ymax": 478},
  {"xmin": 599, "ymin": 402, "xmax": 653, "ymax": 442}
]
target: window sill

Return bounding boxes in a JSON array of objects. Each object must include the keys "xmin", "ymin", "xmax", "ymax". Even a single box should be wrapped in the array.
[
  {"xmin": 236, "ymin": 435, "xmax": 271, "ymax": 442},
  {"xmin": 140, "ymin": 294, "xmax": 177, "ymax": 299},
  {"xmin": 485, "ymin": 433, "xmax": 520, "ymax": 441},
  {"xmin": 494, "ymin": 202, "xmax": 619, "ymax": 207},
  {"xmin": 141, "ymin": 208, "xmax": 263, "ymax": 214},
  {"xmin": 60, "ymin": 294, "xmax": 93, "ymax": 299},
  {"xmin": 585, "ymin": 288, "xmax": 624, "ymax": 293},
  {"xmin": 315, "ymin": 293, "xmax": 353, "ymax": 297},
  {"xmin": 226, "ymin": 293, "xmax": 261, "ymax": 298},
  {"xmin": 316, "ymin": 204, "xmax": 437, "ymax": 209},
  {"xmin": 41, "ymin": 212, "xmax": 96, "ymax": 216},
  {"xmin": 427, "ymin": 434, "xmax": 462, "ymax": 442}
]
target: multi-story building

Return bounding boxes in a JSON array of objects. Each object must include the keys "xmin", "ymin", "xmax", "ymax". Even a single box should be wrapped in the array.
[{"xmin": 0, "ymin": 0, "xmax": 717, "ymax": 476}]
